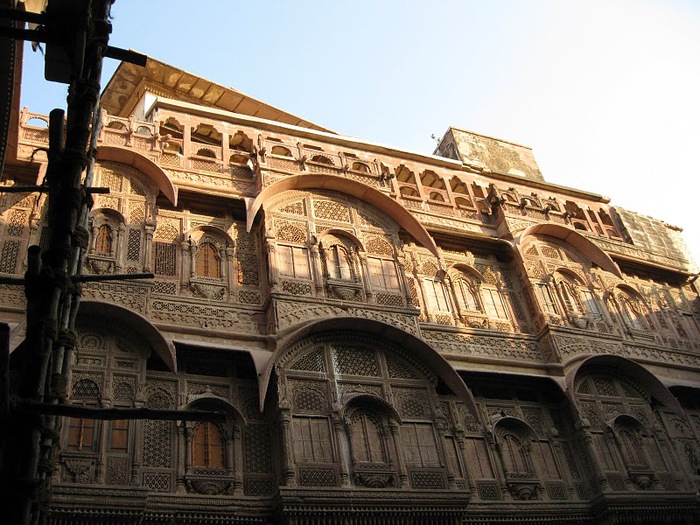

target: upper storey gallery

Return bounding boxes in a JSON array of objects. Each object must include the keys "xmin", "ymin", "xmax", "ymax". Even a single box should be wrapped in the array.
[{"xmin": 4, "ymin": 57, "xmax": 699, "ymax": 354}]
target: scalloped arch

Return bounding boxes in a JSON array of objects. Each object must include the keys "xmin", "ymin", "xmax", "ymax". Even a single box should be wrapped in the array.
[
  {"xmin": 247, "ymin": 174, "xmax": 439, "ymax": 257},
  {"xmin": 96, "ymin": 146, "xmax": 177, "ymax": 204},
  {"xmin": 565, "ymin": 354, "xmax": 682, "ymax": 414},
  {"xmin": 515, "ymin": 223, "xmax": 622, "ymax": 278},
  {"xmin": 77, "ymin": 300, "xmax": 177, "ymax": 372},
  {"xmin": 259, "ymin": 317, "xmax": 478, "ymax": 418}
]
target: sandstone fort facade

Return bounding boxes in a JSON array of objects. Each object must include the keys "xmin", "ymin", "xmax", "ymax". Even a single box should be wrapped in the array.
[{"xmin": 2, "ymin": 57, "xmax": 700, "ymax": 524}]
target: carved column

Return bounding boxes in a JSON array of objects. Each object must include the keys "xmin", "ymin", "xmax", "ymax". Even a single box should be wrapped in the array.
[
  {"xmin": 333, "ymin": 413, "xmax": 352, "ymax": 487},
  {"xmin": 176, "ymin": 423, "xmax": 190, "ymax": 493},
  {"xmin": 231, "ymin": 426, "xmax": 243, "ymax": 495},
  {"xmin": 130, "ymin": 417, "xmax": 142, "ymax": 486},
  {"xmin": 126, "ymin": 115, "xmax": 135, "ymax": 147},
  {"xmin": 115, "ymin": 223, "xmax": 125, "ymax": 273},
  {"xmin": 225, "ymin": 245, "xmax": 235, "ymax": 292},
  {"xmin": 183, "ymin": 123, "xmax": 192, "ymax": 160},
  {"xmin": 388, "ymin": 421, "xmax": 409, "ymax": 488},
  {"xmin": 95, "ymin": 400, "xmax": 108, "ymax": 484},
  {"xmin": 357, "ymin": 251, "xmax": 373, "ymax": 302},
  {"xmin": 143, "ymin": 225, "xmax": 154, "ymax": 273},
  {"xmin": 279, "ymin": 408, "xmax": 297, "ymax": 486},
  {"xmin": 444, "ymin": 274, "xmax": 463, "ymax": 326},
  {"xmin": 189, "ymin": 241, "xmax": 197, "ymax": 280},
  {"xmin": 434, "ymin": 414, "xmax": 457, "ymax": 489},
  {"xmin": 485, "ymin": 430, "xmax": 509, "ymax": 500},
  {"xmin": 308, "ymin": 238, "xmax": 324, "ymax": 296},
  {"xmin": 574, "ymin": 418, "xmax": 610, "ymax": 495},
  {"xmin": 266, "ymin": 237, "xmax": 278, "ymax": 293},
  {"xmin": 222, "ymin": 131, "xmax": 230, "ymax": 169},
  {"xmin": 456, "ymin": 432, "xmax": 476, "ymax": 493}
]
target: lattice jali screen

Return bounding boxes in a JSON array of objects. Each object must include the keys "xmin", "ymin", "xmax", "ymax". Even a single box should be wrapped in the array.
[
  {"xmin": 289, "ymin": 350, "xmax": 326, "ymax": 372},
  {"xmin": 244, "ymin": 476, "xmax": 276, "ymax": 496},
  {"xmin": 476, "ymin": 480, "xmax": 502, "ymax": 500},
  {"xmin": 142, "ymin": 472, "xmax": 172, "ymax": 493},
  {"xmin": 332, "ymin": 346, "xmax": 379, "ymax": 376},
  {"xmin": 409, "ymin": 470, "xmax": 446, "ymax": 489},
  {"xmin": 245, "ymin": 424, "xmax": 273, "ymax": 473},
  {"xmin": 154, "ymin": 242, "xmax": 177, "ymax": 276},
  {"xmin": 298, "ymin": 466, "xmax": 337, "ymax": 487},
  {"xmin": 0, "ymin": 240, "xmax": 20, "ymax": 273}
]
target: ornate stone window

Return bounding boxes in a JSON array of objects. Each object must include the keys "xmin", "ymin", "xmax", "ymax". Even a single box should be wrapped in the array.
[
  {"xmin": 91, "ymin": 163, "xmax": 156, "ymax": 275},
  {"xmin": 195, "ymin": 242, "xmax": 221, "ymax": 279},
  {"xmin": 66, "ymin": 379, "xmax": 100, "ymax": 453},
  {"xmin": 616, "ymin": 289, "xmax": 648, "ymax": 331},
  {"xmin": 423, "ymin": 278, "xmax": 451, "ymax": 313},
  {"xmin": 95, "ymin": 224, "xmax": 113, "ymax": 255},
  {"xmin": 109, "ymin": 419, "xmax": 130, "ymax": 454},
  {"xmin": 293, "ymin": 417, "xmax": 334, "ymax": 463},
  {"xmin": 271, "ymin": 145, "xmax": 293, "ymax": 157},
  {"xmin": 87, "ymin": 209, "xmax": 124, "ymax": 275},
  {"xmin": 192, "ymin": 422, "xmax": 226, "ymax": 468},
  {"xmin": 482, "ymin": 287, "xmax": 509, "ymax": 320},
  {"xmin": 278, "ymin": 245, "xmax": 311, "ymax": 279},
  {"xmin": 367, "ymin": 256, "xmax": 399, "ymax": 290},
  {"xmin": 186, "ymin": 228, "xmax": 232, "ymax": 300},
  {"xmin": 401, "ymin": 422, "xmax": 440, "ymax": 468},
  {"xmin": 573, "ymin": 370, "xmax": 679, "ymax": 491},
  {"xmin": 552, "ymin": 271, "xmax": 602, "ymax": 327},
  {"xmin": 181, "ymin": 398, "xmax": 242, "ymax": 495},
  {"xmin": 535, "ymin": 282, "xmax": 559, "ymax": 315},
  {"xmin": 455, "ymin": 277, "xmax": 480, "ymax": 312},
  {"xmin": 494, "ymin": 418, "xmax": 540, "ymax": 500},
  {"xmin": 320, "ymin": 233, "xmax": 365, "ymax": 301},
  {"xmin": 350, "ymin": 411, "xmax": 387, "ymax": 464}
]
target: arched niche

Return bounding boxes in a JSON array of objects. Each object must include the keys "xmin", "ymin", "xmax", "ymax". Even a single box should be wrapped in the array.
[
  {"xmin": 77, "ymin": 300, "xmax": 177, "ymax": 372},
  {"xmin": 515, "ymin": 223, "xmax": 622, "ymax": 278},
  {"xmin": 96, "ymin": 146, "xmax": 177, "ymax": 205},
  {"xmin": 247, "ymin": 174, "xmax": 439, "ymax": 257},
  {"xmin": 258, "ymin": 317, "xmax": 478, "ymax": 418},
  {"xmin": 565, "ymin": 354, "xmax": 682, "ymax": 414}
]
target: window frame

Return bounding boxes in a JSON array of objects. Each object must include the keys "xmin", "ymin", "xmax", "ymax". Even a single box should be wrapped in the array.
[
  {"xmin": 366, "ymin": 256, "xmax": 400, "ymax": 291},
  {"xmin": 278, "ymin": 244, "xmax": 311, "ymax": 280},
  {"xmin": 194, "ymin": 241, "xmax": 222, "ymax": 279}
]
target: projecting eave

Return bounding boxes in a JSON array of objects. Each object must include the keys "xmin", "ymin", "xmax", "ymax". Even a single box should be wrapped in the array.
[{"xmin": 101, "ymin": 55, "xmax": 333, "ymax": 133}]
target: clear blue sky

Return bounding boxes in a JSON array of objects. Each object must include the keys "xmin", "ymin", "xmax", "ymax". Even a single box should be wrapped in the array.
[{"xmin": 19, "ymin": 0, "xmax": 700, "ymax": 266}]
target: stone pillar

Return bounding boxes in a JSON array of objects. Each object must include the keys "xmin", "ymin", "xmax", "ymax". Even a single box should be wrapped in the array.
[
  {"xmin": 388, "ymin": 421, "xmax": 409, "ymax": 488},
  {"xmin": 308, "ymin": 239, "xmax": 324, "ymax": 296},
  {"xmin": 279, "ymin": 408, "xmax": 297, "ymax": 486},
  {"xmin": 333, "ymin": 413, "xmax": 352, "ymax": 487},
  {"xmin": 225, "ymin": 245, "xmax": 235, "ymax": 292},
  {"xmin": 176, "ymin": 423, "xmax": 191, "ymax": 493},
  {"xmin": 231, "ymin": 426, "xmax": 244, "ymax": 495},
  {"xmin": 143, "ymin": 225, "xmax": 154, "ymax": 273},
  {"xmin": 115, "ymin": 223, "xmax": 125, "ymax": 273},
  {"xmin": 266, "ymin": 238, "xmax": 278, "ymax": 293},
  {"xmin": 357, "ymin": 251, "xmax": 372, "ymax": 302},
  {"xmin": 574, "ymin": 418, "xmax": 610, "ymax": 495}
]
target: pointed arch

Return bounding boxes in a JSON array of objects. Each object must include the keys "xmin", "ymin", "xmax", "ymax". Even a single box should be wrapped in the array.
[
  {"xmin": 515, "ymin": 223, "xmax": 622, "ymax": 278},
  {"xmin": 96, "ymin": 146, "xmax": 177, "ymax": 205},
  {"xmin": 565, "ymin": 354, "xmax": 682, "ymax": 413},
  {"xmin": 343, "ymin": 393, "xmax": 402, "ymax": 423},
  {"xmin": 77, "ymin": 300, "xmax": 177, "ymax": 372},
  {"xmin": 246, "ymin": 174, "xmax": 439, "ymax": 257},
  {"xmin": 259, "ymin": 317, "xmax": 477, "ymax": 417},
  {"xmin": 184, "ymin": 225, "xmax": 235, "ymax": 247}
]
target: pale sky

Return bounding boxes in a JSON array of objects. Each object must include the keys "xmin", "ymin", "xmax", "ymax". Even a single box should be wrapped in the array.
[{"xmin": 19, "ymin": 0, "xmax": 700, "ymax": 265}]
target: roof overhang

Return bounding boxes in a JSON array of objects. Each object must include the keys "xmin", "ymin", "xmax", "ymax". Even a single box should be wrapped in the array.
[{"xmin": 101, "ymin": 55, "xmax": 333, "ymax": 133}]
